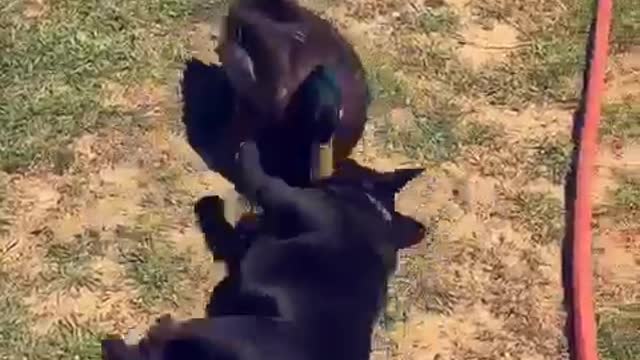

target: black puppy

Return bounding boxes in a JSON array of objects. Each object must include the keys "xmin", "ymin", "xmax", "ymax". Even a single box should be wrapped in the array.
[
  {"xmin": 102, "ymin": 142, "xmax": 425, "ymax": 360},
  {"xmin": 197, "ymin": 141, "xmax": 426, "ymax": 360}
]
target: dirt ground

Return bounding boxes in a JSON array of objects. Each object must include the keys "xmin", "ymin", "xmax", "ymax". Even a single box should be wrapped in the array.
[{"xmin": 0, "ymin": 0, "xmax": 638, "ymax": 359}]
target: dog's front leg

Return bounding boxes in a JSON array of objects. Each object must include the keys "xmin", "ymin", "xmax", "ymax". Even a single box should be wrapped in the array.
[
  {"xmin": 194, "ymin": 196, "xmax": 253, "ymax": 268},
  {"xmin": 236, "ymin": 141, "xmax": 334, "ymax": 234}
]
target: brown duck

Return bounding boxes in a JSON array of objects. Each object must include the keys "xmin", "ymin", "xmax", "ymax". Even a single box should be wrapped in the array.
[{"xmin": 214, "ymin": 0, "xmax": 371, "ymax": 187}]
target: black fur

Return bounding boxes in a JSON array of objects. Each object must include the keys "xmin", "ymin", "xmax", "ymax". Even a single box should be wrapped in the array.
[
  {"xmin": 219, "ymin": 0, "xmax": 369, "ymax": 136},
  {"xmin": 102, "ymin": 316, "xmax": 310, "ymax": 360},
  {"xmin": 199, "ymin": 141, "xmax": 426, "ymax": 359},
  {"xmin": 101, "ymin": 142, "xmax": 426, "ymax": 360}
]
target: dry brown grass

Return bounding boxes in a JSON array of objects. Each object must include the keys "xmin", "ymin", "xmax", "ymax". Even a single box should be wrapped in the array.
[{"xmin": 0, "ymin": 0, "xmax": 638, "ymax": 358}]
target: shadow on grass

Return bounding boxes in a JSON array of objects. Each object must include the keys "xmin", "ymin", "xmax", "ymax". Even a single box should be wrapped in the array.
[{"xmin": 180, "ymin": 59, "xmax": 238, "ymax": 183}]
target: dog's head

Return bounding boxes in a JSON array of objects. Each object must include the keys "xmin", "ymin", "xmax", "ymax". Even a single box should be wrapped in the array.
[
  {"xmin": 234, "ymin": 141, "xmax": 426, "ymax": 250},
  {"xmin": 325, "ymin": 159, "xmax": 426, "ymax": 250}
]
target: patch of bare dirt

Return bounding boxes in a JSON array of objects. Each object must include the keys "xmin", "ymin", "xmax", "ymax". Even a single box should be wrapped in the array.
[
  {"xmin": 2, "ymin": 71, "xmax": 228, "ymax": 342},
  {"xmin": 446, "ymin": 0, "xmax": 521, "ymax": 70},
  {"xmin": 468, "ymin": 104, "xmax": 573, "ymax": 140},
  {"xmin": 101, "ymin": 81, "xmax": 168, "ymax": 113},
  {"xmin": 1, "ymin": 122, "xmax": 228, "ymax": 335},
  {"xmin": 456, "ymin": 22, "xmax": 521, "ymax": 69},
  {"xmin": 386, "ymin": 167, "xmax": 567, "ymax": 360},
  {"xmin": 23, "ymin": 0, "xmax": 48, "ymax": 19},
  {"xmin": 594, "ymin": 229, "xmax": 640, "ymax": 305},
  {"xmin": 605, "ymin": 47, "xmax": 640, "ymax": 103},
  {"xmin": 598, "ymin": 144, "xmax": 640, "ymax": 170}
]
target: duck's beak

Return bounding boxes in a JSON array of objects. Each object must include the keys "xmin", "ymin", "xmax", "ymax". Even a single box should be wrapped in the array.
[
  {"xmin": 318, "ymin": 139, "xmax": 334, "ymax": 178},
  {"xmin": 311, "ymin": 137, "xmax": 334, "ymax": 181}
]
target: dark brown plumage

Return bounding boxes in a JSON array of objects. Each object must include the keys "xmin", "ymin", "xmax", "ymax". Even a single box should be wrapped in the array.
[{"xmin": 214, "ymin": 0, "xmax": 371, "ymax": 186}]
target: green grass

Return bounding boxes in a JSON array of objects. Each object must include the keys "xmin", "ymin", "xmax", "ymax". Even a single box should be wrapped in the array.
[
  {"xmin": 389, "ymin": 102, "xmax": 461, "ymax": 163},
  {"xmin": 117, "ymin": 225, "xmax": 190, "ymax": 307},
  {"xmin": 9, "ymin": 320, "xmax": 105, "ymax": 359},
  {"xmin": 459, "ymin": 121, "xmax": 507, "ymax": 148},
  {"xmin": 0, "ymin": 0, "xmax": 192, "ymax": 172},
  {"xmin": 607, "ymin": 176, "xmax": 640, "ymax": 227},
  {"xmin": 467, "ymin": 0, "xmax": 586, "ymax": 106},
  {"xmin": 601, "ymin": 103, "xmax": 640, "ymax": 142},
  {"xmin": 44, "ymin": 321, "xmax": 104, "ymax": 360},
  {"xmin": 528, "ymin": 136, "xmax": 573, "ymax": 184},
  {"xmin": 367, "ymin": 65, "xmax": 407, "ymax": 107},
  {"xmin": 419, "ymin": 6, "xmax": 460, "ymax": 34},
  {"xmin": 598, "ymin": 305, "xmax": 640, "ymax": 360},
  {"xmin": 0, "ymin": 270, "xmax": 31, "ymax": 358},
  {"xmin": 43, "ymin": 229, "xmax": 106, "ymax": 292},
  {"xmin": 470, "ymin": 0, "xmax": 640, "ymax": 107},
  {"xmin": 507, "ymin": 190, "xmax": 564, "ymax": 245},
  {"xmin": 473, "ymin": 36, "xmax": 584, "ymax": 106},
  {"xmin": 381, "ymin": 285, "xmax": 410, "ymax": 330},
  {"xmin": 379, "ymin": 97, "xmax": 462, "ymax": 164},
  {"xmin": 613, "ymin": 178, "xmax": 640, "ymax": 213},
  {"xmin": 0, "ymin": 275, "xmax": 104, "ymax": 359},
  {"xmin": 609, "ymin": 0, "xmax": 640, "ymax": 51}
]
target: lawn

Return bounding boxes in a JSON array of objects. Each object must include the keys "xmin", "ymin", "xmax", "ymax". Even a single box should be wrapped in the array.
[{"xmin": 0, "ymin": 0, "xmax": 638, "ymax": 359}]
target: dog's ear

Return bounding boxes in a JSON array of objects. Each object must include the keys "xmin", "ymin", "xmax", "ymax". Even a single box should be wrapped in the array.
[
  {"xmin": 369, "ymin": 168, "xmax": 426, "ymax": 249},
  {"xmin": 332, "ymin": 161, "xmax": 424, "ymax": 190},
  {"xmin": 361, "ymin": 167, "xmax": 423, "ymax": 209},
  {"xmin": 390, "ymin": 212, "xmax": 426, "ymax": 249}
]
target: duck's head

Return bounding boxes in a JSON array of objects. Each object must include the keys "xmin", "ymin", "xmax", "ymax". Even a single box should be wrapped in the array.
[
  {"xmin": 288, "ymin": 65, "xmax": 343, "ymax": 180},
  {"xmin": 293, "ymin": 65, "xmax": 343, "ymax": 144}
]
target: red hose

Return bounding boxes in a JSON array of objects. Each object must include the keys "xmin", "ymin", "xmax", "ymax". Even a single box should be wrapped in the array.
[{"xmin": 572, "ymin": 1, "xmax": 613, "ymax": 360}]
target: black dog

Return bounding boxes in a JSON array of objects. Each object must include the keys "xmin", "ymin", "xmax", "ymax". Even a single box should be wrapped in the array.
[
  {"xmin": 101, "ymin": 142, "xmax": 425, "ymax": 360},
  {"xmin": 197, "ymin": 141, "xmax": 426, "ymax": 360}
]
